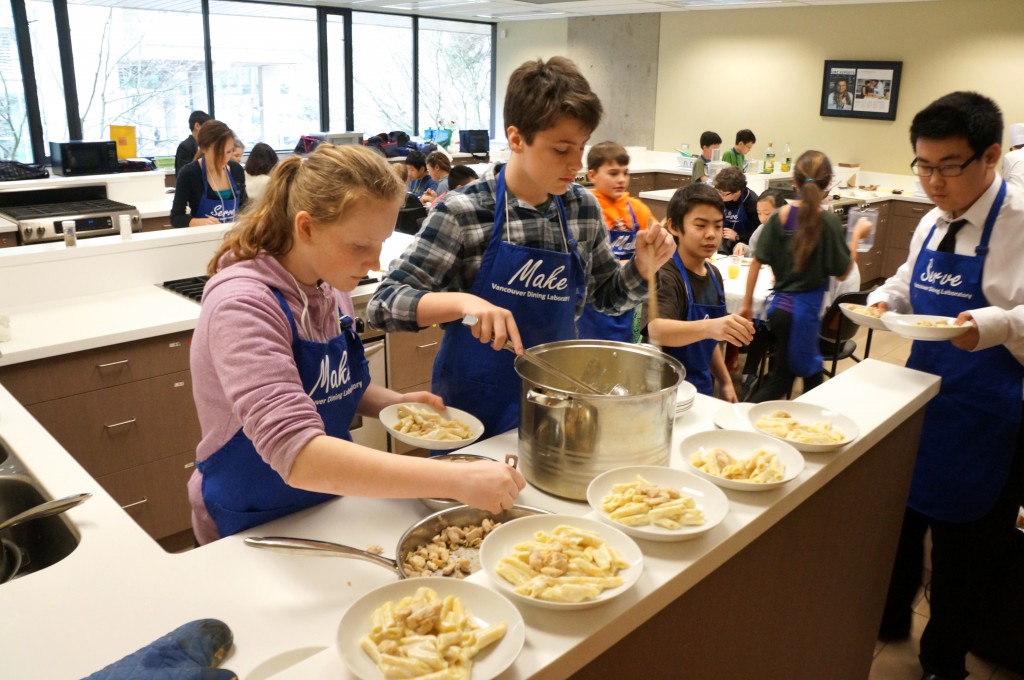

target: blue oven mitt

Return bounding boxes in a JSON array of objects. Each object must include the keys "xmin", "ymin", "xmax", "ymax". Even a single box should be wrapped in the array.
[{"xmin": 83, "ymin": 618, "xmax": 236, "ymax": 680}]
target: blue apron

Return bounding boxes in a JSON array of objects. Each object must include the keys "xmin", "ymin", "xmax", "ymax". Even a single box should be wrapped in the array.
[
  {"xmin": 576, "ymin": 203, "xmax": 639, "ymax": 342},
  {"xmin": 197, "ymin": 157, "xmax": 240, "ymax": 223},
  {"xmin": 905, "ymin": 180, "xmax": 1022, "ymax": 522},
  {"xmin": 665, "ymin": 252, "xmax": 726, "ymax": 396},
  {"xmin": 722, "ymin": 189, "xmax": 753, "ymax": 253},
  {"xmin": 432, "ymin": 168, "xmax": 586, "ymax": 438},
  {"xmin": 197, "ymin": 287, "xmax": 369, "ymax": 539},
  {"xmin": 765, "ymin": 206, "xmax": 828, "ymax": 378}
]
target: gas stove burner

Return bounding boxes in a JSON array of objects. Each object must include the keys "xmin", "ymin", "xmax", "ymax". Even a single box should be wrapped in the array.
[
  {"xmin": 0, "ymin": 199, "xmax": 138, "ymax": 221},
  {"xmin": 162, "ymin": 276, "xmax": 210, "ymax": 303},
  {"xmin": 358, "ymin": 272, "xmax": 383, "ymax": 286}
]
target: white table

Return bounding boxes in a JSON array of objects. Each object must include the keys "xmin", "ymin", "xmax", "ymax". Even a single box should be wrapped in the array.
[{"xmin": 710, "ymin": 253, "xmax": 774, "ymax": 318}]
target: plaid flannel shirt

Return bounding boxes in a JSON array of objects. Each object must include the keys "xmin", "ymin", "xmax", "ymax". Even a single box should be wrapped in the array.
[{"xmin": 367, "ymin": 165, "xmax": 648, "ymax": 333}]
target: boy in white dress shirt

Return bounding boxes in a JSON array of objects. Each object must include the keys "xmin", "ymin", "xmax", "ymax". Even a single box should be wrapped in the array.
[{"xmin": 870, "ymin": 91, "xmax": 1024, "ymax": 680}]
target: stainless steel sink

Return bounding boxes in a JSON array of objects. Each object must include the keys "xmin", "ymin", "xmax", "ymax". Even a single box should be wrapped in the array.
[{"xmin": 0, "ymin": 438, "xmax": 82, "ymax": 583}]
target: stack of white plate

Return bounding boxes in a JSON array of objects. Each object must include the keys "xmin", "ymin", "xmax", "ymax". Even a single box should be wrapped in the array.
[{"xmin": 676, "ymin": 381, "xmax": 697, "ymax": 415}]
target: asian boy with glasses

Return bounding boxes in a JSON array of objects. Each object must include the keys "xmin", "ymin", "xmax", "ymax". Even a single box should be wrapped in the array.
[{"xmin": 868, "ymin": 91, "xmax": 1024, "ymax": 680}]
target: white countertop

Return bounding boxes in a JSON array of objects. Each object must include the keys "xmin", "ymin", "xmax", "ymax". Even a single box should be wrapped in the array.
[
  {"xmin": 0, "ymin": 355, "xmax": 940, "ymax": 679},
  {"xmin": 0, "ymin": 219, "xmax": 940, "ymax": 678}
]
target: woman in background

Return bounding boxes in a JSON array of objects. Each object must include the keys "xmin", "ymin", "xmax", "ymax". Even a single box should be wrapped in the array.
[
  {"xmin": 171, "ymin": 120, "xmax": 248, "ymax": 227},
  {"xmin": 243, "ymin": 142, "xmax": 279, "ymax": 201}
]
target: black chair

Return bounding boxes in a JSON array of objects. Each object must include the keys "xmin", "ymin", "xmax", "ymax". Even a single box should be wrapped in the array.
[
  {"xmin": 395, "ymin": 192, "xmax": 427, "ymax": 235},
  {"xmin": 819, "ymin": 288, "xmax": 876, "ymax": 378}
]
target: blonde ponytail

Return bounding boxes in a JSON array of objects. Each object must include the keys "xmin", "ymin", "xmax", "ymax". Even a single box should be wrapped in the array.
[{"xmin": 208, "ymin": 144, "xmax": 405, "ymax": 275}]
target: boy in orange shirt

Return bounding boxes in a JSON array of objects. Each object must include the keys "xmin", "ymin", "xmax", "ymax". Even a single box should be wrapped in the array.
[{"xmin": 576, "ymin": 141, "xmax": 656, "ymax": 342}]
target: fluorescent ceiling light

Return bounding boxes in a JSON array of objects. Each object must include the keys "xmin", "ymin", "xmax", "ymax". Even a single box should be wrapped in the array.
[{"xmin": 669, "ymin": 0, "xmax": 783, "ymax": 6}]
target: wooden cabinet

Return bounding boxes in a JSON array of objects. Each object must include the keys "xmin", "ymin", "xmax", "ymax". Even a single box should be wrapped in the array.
[
  {"xmin": 140, "ymin": 216, "xmax": 171, "ymax": 232},
  {"xmin": 629, "ymin": 173, "xmax": 656, "ymax": 194},
  {"xmin": 857, "ymin": 202, "xmax": 890, "ymax": 284},
  {"xmin": 884, "ymin": 200, "xmax": 932, "ymax": 278},
  {"xmin": 385, "ymin": 326, "xmax": 444, "ymax": 455},
  {"xmin": 0, "ymin": 332, "xmax": 199, "ymax": 545},
  {"xmin": 653, "ymin": 172, "xmax": 690, "ymax": 192},
  {"xmin": 0, "ymin": 232, "xmax": 16, "ymax": 248}
]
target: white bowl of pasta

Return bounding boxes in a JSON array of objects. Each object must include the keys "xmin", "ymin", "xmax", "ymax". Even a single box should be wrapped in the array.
[
  {"xmin": 379, "ymin": 403, "xmax": 485, "ymax": 450},
  {"xmin": 681, "ymin": 430, "xmax": 805, "ymax": 491},
  {"xmin": 478, "ymin": 514, "xmax": 644, "ymax": 610},
  {"xmin": 337, "ymin": 577, "xmax": 525, "ymax": 680},
  {"xmin": 747, "ymin": 401, "xmax": 859, "ymax": 453},
  {"xmin": 586, "ymin": 465, "xmax": 729, "ymax": 542}
]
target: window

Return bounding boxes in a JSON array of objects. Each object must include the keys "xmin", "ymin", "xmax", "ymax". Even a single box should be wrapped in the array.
[
  {"xmin": 67, "ymin": 0, "xmax": 207, "ymax": 158},
  {"xmin": 324, "ymin": 12, "xmax": 347, "ymax": 133},
  {"xmin": 352, "ymin": 12, "xmax": 412, "ymax": 136},
  {"xmin": 24, "ymin": 0, "xmax": 67, "ymax": 154},
  {"xmin": 417, "ymin": 18, "xmax": 491, "ymax": 137},
  {"xmin": 0, "ymin": 4, "xmax": 30, "ymax": 161},
  {"xmin": 209, "ymin": 1, "xmax": 319, "ymax": 152}
]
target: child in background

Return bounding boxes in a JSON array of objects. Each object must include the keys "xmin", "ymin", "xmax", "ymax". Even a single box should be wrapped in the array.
[
  {"xmin": 231, "ymin": 137, "xmax": 244, "ymax": 164},
  {"xmin": 368, "ymin": 56, "xmax": 674, "ymax": 438},
  {"xmin": 722, "ymin": 129, "xmax": 756, "ymax": 171},
  {"xmin": 187, "ymin": 144, "xmax": 524, "ymax": 544},
  {"xmin": 404, "ymin": 150, "xmax": 436, "ymax": 198},
  {"xmin": 713, "ymin": 166, "xmax": 760, "ymax": 254},
  {"xmin": 447, "ymin": 165, "xmax": 479, "ymax": 191},
  {"xmin": 420, "ymin": 151, "xmax": 452, "ymax": 205},
  {"xmin": 643, "ymin": 183, "xmax": 755, "ymax": 400},
  {"xmin": 576, "ymin": 141, "xmax": 655, "ymax": 342},
  {"xmin": 690, "ymin": 131, "xmax": 722, "ymax": 184},
  {"xmin": 243, "ymin": 142, "xmax": 279, "ymax": 201},
  {"xmin": 739, "ymin": 150, "xmax": 869, "ymax": 402},
  {"xmin": 736, "ymin": 189, "xmax": 783, "ymax": 397}
]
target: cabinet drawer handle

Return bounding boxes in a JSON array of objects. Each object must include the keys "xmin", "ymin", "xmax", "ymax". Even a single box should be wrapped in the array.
[
  {"xmin": 104, "ymin": 417, "xmax": 137, "ymax": 430},
  {"xmin": 121, "ymin": 497, "xmax": 148, "ymax": 510},
  {"xmin": 911, "ymin": 207, "xmax": 925, "ymax": 213},
  {"xmin": 416, "ymin": 342, "xmax": 439, "ymax": 350},
  {"xmin": 97, "ymin": 359, "xmax": 129, "ymax": 368}
]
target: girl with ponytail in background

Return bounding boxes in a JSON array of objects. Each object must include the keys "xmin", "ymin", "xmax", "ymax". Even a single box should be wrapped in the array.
[
  {"xmin": 738, "ymin": 150, "xmax": 871, "ymax": 402},
  {"xmin": 187, "ymin": 144, "xmax": 524, "ymax": 544}
]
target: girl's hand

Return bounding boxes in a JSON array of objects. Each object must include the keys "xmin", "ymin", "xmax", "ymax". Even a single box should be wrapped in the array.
[
  {"xmin": 450, "ymin": 461, "xmax": 526, "ymax": 513},
  {"xmin": 737, "ymin": 304, "xmax": 754, "ymax": 322},
  {"xmin": 635, "ymin": 219, "xmax": 676, "ymax": 280},
  {"xmin": 732, "ymin": 243, "xmax": 749, "ymax": 257},
  {"xmin": 719, "ymin": 381, "xmax": 739, "ymax": 403},
  {"xmin": 461, "ymin": 299, "xmax": 523, "ymax": 354},
  {"xmin": 421, "ymin": 189, "xmax": 437, "ymax": 205},
  {"xmin": 853, "ymin": 217, "xmax": 874, "ymax": 241}
]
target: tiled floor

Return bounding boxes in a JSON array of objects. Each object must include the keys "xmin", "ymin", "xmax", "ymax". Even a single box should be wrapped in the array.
[{"xmin": 825, "ymin": 330, "xmax": 1023, "ymax": 680}]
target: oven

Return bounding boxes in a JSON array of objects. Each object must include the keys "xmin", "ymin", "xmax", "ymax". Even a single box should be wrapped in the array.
[
  {"xmin": 0, "ymin": 185, "xmax": 139, "ymax": 245},
  {"xmin": 161, "ymin": 275, "xmax": 390, "ymax": 451}
]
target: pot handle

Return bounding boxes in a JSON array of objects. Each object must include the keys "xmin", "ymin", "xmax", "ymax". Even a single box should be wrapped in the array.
[
  {"xmin": 525, "ymin": 389, "xmax": 571, "ymax": 408},
  {"xmin": 244, "ymin": 536, "xmax": 400, "ymax": 575}
]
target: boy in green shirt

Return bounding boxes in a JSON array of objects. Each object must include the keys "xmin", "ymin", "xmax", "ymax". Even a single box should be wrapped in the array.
[
  {"xmin": 722, "ymin": 129, "xmax": 756, "ymax": 171},
  {"xmin": 690, "ymin": 130, "xmax": 722, "ymax": 183}
]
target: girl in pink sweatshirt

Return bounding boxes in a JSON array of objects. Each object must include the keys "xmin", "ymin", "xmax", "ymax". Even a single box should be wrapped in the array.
[{"xmin": 188, "ymin": 144, "xmax": 524, "ymax": 544}]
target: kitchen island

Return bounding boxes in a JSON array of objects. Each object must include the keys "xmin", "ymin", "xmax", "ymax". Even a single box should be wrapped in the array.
[
  {"xmin": 0, "ymin": 357, "xmax": 938, "ymax": 679},
  {"xmin": 0, "ymin": 220, "xmax": 940, "ymax": 679}
]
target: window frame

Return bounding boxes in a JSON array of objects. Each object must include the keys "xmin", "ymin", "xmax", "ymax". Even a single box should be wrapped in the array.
[{"xmin": 4, "ymin": 1, "xmax": 495, "ymax": 164}]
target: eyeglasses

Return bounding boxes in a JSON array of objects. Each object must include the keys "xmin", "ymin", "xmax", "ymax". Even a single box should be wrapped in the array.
[{"xmin": 910, "ymin": 152, "xmax": 981, "ymax": 178}]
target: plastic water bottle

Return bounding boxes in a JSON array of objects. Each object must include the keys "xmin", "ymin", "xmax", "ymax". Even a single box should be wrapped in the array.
[
  {"xmin": 763, "ymin": 142, "xmax": 776, "ymax": 174},
  {"xmin": 782, "ymin": 142, "xmax": 792, "ymax": 173},
  {"xmin": 62, "ymin": 220, "xmax": 77, "ymax": 247},
  {"xmin": 119, "ymin": 214, "xmax": 133, "ymax": 240}
]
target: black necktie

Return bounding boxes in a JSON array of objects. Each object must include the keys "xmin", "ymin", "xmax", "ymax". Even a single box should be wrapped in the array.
[{"xmin": 938, "ymin": 219, "xmax": 967, "ymax": 253}]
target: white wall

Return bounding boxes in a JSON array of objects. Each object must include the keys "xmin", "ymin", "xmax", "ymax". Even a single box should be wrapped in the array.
[
  {"xmin": 495, "ymin": 0, "xmax": 1024, "ymax": 173},
  {"xmin": 494, "ymin": 19, "xmax": 568, "ymax": 139}
]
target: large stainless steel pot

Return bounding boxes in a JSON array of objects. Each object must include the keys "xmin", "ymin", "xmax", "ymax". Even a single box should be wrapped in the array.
[{"xmin": 515, "ymin": 340, "xmax": 684, "ymax": 500}]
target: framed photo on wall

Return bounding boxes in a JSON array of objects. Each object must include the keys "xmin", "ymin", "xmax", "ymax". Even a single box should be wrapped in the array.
[{"xmin": 820, "ymin": 60, "xmax": 903, "ymax": 121}]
